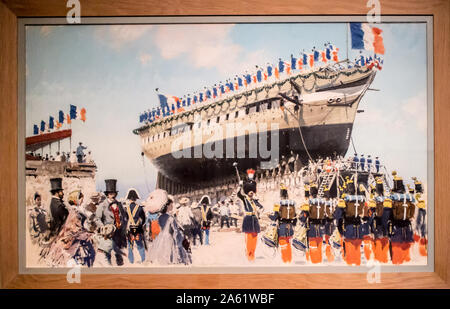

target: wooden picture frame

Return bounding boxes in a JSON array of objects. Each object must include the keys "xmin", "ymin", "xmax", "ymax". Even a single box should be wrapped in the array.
[{"xmin": 1, "ymin": 0, "xmax": 449, "ymax": 289}]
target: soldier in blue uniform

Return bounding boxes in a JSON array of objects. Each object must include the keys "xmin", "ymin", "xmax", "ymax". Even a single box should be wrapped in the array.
[
  {"xmin": 367, "ymin": 155, "xmax": 373, "ymax": 172},
  {"xmin": 370, "ymin": 178, "xmax": 392, "ymax": 263},
  {"xmin": 306, "ymin": 183, "xmax": 326, "ymax": 263},
  {"xmin": 335, "ymin": 176, "xmax": 367, "ymax": 265},
  {"xmin": 199, "ymin": 195, "xmax": 213, "ymax": 245},
  {"xmin": 389, "ymin": 171, "xmax": 416, "ymax": 264},
  {"xmin": 236, "ymin": 169, "xmax": 264, "ymax": 261},
  {"xmin": 375, "ymin": 156, "xmax": 381, "ymax": 173},
  {"xmin": 359, "ymin": 154, "xmax": 366, "ymax": 171},
  {"xmin": 352, "ymin": 153, "xmax": 359, "ymax": 170},
  {"xmin": 125, "ymin": 188, "xmax": 146, "ymax": 264},
  {"xmin": 412, "ymin": 177, "xmax": 427, "ymax": 257},
  {"xmin": 268, "ymin": 184, "xmax": 297, "ymax": 263}
]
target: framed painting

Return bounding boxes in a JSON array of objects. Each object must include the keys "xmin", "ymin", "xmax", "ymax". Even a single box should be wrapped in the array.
[{"xmin": 0, "ymin": 0, "xmax": 449, "ymax": 289}]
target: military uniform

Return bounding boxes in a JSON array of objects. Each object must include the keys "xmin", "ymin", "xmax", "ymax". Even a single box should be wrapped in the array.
[
  {"xmin": 199, "ymin": 195, "xmax": 213, "ymax": 245},
  {"xmin": 335, "ymin": 177, "xmax": 367, "ymax": 266},
  {"xmin": 389, "ymin": 172, "xmax": 416, "ymax": 265},
  {"xmin": 268, "ymin": 184, "xmax": 296, "ymax": 263},
  {"xmin": 413, "ymin": 178, "xmax": 427, "ymax": 257},
  {"xmin": 237, "ymin": 169, "xmax": 264, "ymax": 261},
  {"xmin": 370, "ymin": 178, "xmax": 392, "ymax": 263},
  {"xmin": 306, "ymin": 184, "xmax": 326, "ymax": 264},
  {"xmin": 322, "ymin": 188, "xmax": 336, "ymax": 263}
]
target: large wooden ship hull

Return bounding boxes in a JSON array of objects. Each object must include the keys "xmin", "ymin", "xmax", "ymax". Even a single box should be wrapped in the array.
[{"xmin": 134, "ymin": 66, "xmax": 377, "ymax": 193}]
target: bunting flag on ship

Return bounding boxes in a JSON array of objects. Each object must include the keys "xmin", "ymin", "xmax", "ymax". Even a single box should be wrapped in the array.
[
  {"xmin": 32, "ymin": 105, "xmax": 87, "ymax": 135},
  {"xmin": 138, "ymin": 41, "xmax": 382, "ymax": 124}
]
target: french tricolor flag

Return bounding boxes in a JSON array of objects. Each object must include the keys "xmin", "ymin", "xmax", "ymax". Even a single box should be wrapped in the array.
[{"xmin": 350, "ymin": 23, "xmax": 385, "ymax": 55}]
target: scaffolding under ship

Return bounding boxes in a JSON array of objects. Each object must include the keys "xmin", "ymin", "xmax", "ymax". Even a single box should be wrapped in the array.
[{"xmin": 133, "ymin": 62, "xmax": 377, "ymax": 195}]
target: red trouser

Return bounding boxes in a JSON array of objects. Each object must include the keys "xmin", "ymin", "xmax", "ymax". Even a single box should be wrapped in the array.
[
  {"xmin": 324, "ymin": 235, "xmax": 334, "ymax": 263},
  {"xmin": 279, "ymin": 237, "xmax": 292, "ymax": 263},
  {"xmin": 344, "ymin": 239, "xmax": 362, "ymax": 266},
  {"xmin": 245, "ymin": 233, "xmax": 258, "ymax": 261},
  {"xmin": 391, "ymin": 242, "xmax": 412, "ymax": 265},
  {"xmin": 373, "ymin": 237, "xmax": 389, "ymax": 263},
  {"xmin": 309, "ymin": 237, "xmax": 323, "ymax": 264}
]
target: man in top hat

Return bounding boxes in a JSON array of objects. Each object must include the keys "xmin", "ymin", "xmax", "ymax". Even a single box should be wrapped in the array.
[
  {"xmin": 49, "ymin": 178, "xmax": 69, "ymax": 236},
  {"xmin": 125, "ymin": 188, "xmax": 146, "ymax": 264},
  {"xmin": 95, "ymin": 179, "xmax": 128, "ymax": 266},
  {"xmin": 236, "ymin": 169, "xmax": 264, "ymax": 261}
]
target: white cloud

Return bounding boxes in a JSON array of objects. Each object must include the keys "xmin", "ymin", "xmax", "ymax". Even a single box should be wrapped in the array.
[
  {"xmin": 96, "ymin": 25, "xmax": 153, "ymax": 50},
  {"xmin": 401, "ymin": 90, "xmax": 427, "ymax": 131},
  {"xmin": 153, "ymin": 24, "xmax": 270, "ymax": 75},
  {"xmin": 138, "ymin": 52, "xmax": 152, "ymax": 66},
  {"xmin": 40, "ymin": 26, "xmax": 52, "ymax": 37}
]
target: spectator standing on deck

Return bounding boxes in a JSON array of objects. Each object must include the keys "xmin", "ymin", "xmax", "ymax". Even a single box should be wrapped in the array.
[{"xmin": 76, "ymin": 142, "xmax": 87, "ymax": 163}]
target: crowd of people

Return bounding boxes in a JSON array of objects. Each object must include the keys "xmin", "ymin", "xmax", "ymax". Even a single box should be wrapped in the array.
[
  {"xmin": 27, "ymin": 156, "xmax": 427, "ymax": 267},
  {"xmin": 26, "ymin": 142, "xmax": 93, "ymax": 164}
]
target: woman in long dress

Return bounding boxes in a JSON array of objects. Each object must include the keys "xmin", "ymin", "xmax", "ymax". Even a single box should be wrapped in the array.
[{"xmin": 144, "ymin": 190, "xmax": 192, "ymax": 265}]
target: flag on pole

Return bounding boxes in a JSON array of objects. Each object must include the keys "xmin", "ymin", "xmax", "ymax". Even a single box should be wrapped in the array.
[
  {"xmin": 350, "ymin": 22, "xmax": 385, "ymax": 55},
  {"xmin": 80, "ymin": 108, "xmax": 86, "ymax": 122},
  {"xmin": 70, "ymin": 105, "xmax": 77, "ymax": 120},
  {"xmin": 59, "ymin": 110, "xmax": 65, "ymax": 124}
]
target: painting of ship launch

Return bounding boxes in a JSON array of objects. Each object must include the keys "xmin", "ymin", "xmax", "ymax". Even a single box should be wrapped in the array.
[{"xmin": 23, "ymin": 19, "xmax": 431, "ymax": 271}]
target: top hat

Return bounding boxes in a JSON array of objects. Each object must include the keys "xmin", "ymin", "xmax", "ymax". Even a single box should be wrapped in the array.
[
  {"xmin": 126, "ymin": 188, "xmax": 140, "ymax": 200},
  {"xmin": 104, "ymin": 179, "xmax": 118, "ymax": 194},
  {"xmin": 50, "ymin": 178, "xmax": 63, "ymax": 192},
  {"xmin": 34, "ymin": 192, "xmax": 41, "ymax": 200}
]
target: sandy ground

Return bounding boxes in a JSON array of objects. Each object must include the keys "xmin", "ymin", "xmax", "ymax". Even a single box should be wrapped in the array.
[{"xmin": 26, "ymin": 227, "xmax": 427, "ymax": 268}]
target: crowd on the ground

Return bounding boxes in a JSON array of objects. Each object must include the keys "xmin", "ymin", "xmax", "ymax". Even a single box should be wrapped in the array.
[{"xmin": 27, "ymin": 155, "xmax": 427, "ymax": 267}]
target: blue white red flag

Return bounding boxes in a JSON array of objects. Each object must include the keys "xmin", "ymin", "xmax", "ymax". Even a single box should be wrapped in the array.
[{"xmin": 350, "ymin": 22, "xmax": 385, "ymax": 55}]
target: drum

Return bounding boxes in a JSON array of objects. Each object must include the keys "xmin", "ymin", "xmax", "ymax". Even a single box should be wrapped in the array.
[
  {"xmin": 262, "ymin": 223, "xmax": 278, "ymax": 248},
  {"xmin": 292, "ymin": 224, "xmax": 308, "ymax": 251}
]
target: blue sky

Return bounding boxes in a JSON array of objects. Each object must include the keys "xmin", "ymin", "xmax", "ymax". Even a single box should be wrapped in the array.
[{"xmin": 26, "ymin": 22, "xmax": 429, "ymax": 198}]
